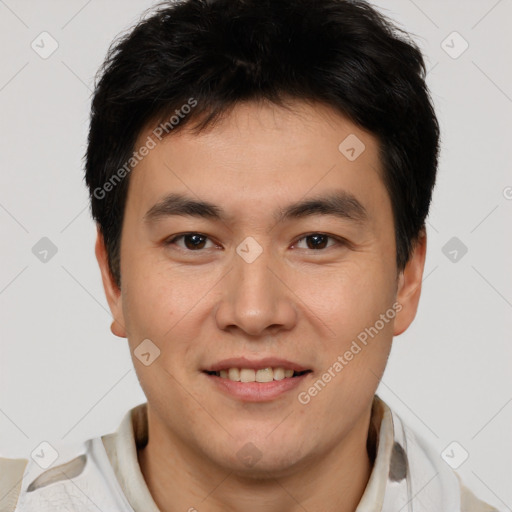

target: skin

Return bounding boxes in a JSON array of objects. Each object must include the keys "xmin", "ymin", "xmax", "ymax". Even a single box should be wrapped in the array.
[{"xmin": 96, "ymin": 99, "xmax": 427, "ymax": 512}]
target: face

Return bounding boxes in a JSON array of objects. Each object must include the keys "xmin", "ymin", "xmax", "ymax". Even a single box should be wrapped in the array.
[{"xmin": 97, "ymin": 100, "xmax": 426, "ymax": 476}]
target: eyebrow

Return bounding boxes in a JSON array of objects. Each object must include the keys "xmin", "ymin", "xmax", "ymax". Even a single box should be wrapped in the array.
[{"xmin": 143, "ymin": 190, "xmax": 368, "ymax": 226}]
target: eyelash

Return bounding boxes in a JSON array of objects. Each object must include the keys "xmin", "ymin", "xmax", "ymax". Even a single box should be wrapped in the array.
[{"xmin": 164, "ymin": 232, "xmax": 346, "ymax": 252}]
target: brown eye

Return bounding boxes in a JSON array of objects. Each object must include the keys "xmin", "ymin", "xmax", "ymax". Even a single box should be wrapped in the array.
[
  {"xmin": 166, "ymin": 233, "xmax": 215, "ymax": 251},
  {"xmin": 294, "ymin": 233, "xmax": 340, "ymax": 250}
]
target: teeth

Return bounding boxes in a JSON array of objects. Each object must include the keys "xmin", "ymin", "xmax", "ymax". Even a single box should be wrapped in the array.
[
  {"xmin": 228, "ymin": 368, "xmax": 241, "ymax": 381},
  {"xmin": 240, "ymin": 369, "xmax": 255, "ymax": 382},
  {"xmin": 256, "ymin": 368, "xmax": 273, "ymax": 382},
  {"xmin": 273, "ymin": 367, "xmax": 285, "ymax": 380},
  {"xmin": 214, "ymin": 367, "xmax": 306, "ymax": 382}
]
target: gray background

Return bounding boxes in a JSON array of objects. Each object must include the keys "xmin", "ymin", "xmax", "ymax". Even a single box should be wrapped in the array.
[{"xmin": 0, "ymin": 0, "xmax": 511, "ymax": 509}]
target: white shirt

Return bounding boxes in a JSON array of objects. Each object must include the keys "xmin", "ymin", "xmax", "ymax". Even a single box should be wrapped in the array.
[{"xmin": 0, "ymin": 394, "xmax": 500, "ymax": 511}]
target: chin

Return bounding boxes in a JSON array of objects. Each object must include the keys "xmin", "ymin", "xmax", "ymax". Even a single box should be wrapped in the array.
[
  {"xmin": 227, "ymin": 454, "xmax": 308, "ymax": 480},
  {"xmin": 213, "ymin": 435, "xmax": 312, "ymax": 479}
]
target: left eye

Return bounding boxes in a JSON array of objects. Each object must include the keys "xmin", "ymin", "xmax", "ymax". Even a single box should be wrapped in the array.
[{"xmin": 293, "ymin": 233, "xmax": 340, "ymax": 250}]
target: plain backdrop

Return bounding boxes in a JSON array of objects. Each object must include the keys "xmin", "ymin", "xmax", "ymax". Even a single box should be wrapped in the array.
[{"xmin": 0, "ymin": 0, "xmax": 511, "ymax": 509}]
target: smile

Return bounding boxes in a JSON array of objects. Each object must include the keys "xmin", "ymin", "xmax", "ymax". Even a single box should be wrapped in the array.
[{"xmin": 204, "ymin": 367, "xmax": 311, "ymax": 382}]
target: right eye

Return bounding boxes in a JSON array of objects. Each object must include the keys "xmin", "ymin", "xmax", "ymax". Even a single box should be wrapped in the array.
[{"xmin": 164, "ymin": 233, "xmax": 218, "ymax": 252}]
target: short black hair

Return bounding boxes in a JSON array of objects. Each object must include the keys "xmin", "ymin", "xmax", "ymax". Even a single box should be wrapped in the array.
[{"xmin": 85, "ymin": 0, "xmax": 440, "ymax": 289}]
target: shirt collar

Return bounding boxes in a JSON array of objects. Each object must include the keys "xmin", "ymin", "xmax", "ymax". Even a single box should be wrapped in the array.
[
  {"xmin": 102, "ymin": 401, "xmax": 159, "ymax": 512},
  {"xmin": 102, "ymin": 394, "xmax": 395, "ymax": 512}
]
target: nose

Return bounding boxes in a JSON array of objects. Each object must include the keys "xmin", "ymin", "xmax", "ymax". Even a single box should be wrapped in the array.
[{"xmin": 214, "ymin": 243, "xmax": 297, "ymax": 337}]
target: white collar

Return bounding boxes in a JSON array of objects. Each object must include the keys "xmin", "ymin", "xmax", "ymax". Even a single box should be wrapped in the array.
[{"xmin": 101, "ymin": 394, "xmax": 461, "ymax": 512}]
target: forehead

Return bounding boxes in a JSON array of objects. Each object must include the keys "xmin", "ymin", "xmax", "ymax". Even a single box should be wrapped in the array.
[{"xmin": 125, "ymin": 100, "xmax": 389, "ymax": 227}]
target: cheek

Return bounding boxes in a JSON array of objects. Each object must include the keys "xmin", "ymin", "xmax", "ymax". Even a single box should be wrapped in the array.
[
  {"xmin": 120, "ymin": 269, "xmax": 202, "ymax": 407},
  {"xmin": 120, "ymin": 252, "xmax": 220, "ymax": 377},
  {"xmin": 296, "ymin": 259, "xmax": 396, "ymax": 408},
  {"xmin": 293, "ymin": 258, "xmax": 396, "ymax": 339},
  {"xmin": 120, "ymin": 253, "xmax": 191, "ymax": 347}
]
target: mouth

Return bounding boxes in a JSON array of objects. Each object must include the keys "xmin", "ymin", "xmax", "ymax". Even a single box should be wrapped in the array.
[
  {"xmin": 202, "ymin": 358, "xmax": 313, "ymax": 402},
  {"xmin": 203, "ymin": 368, "xmax": 312, "ymax": 382}
]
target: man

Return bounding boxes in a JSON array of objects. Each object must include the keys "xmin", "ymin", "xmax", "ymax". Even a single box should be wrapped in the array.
[{"xmin": 0, "ymin": 0, "xmax": 500, "ymax": 510}]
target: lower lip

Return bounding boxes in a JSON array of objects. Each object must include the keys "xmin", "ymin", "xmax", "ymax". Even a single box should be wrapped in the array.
[{"xmin": 203, "ymin": 372, "xmax": 311, "ymax": 402}]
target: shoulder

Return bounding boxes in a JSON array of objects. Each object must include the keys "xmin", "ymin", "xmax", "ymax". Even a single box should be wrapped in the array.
[
  {"xmin": 454, "ymin": 473, "xmax": 502, "ymax": 512},
  {"xmin": 0, "ymin": 437, "xmax": 132, "ymax": 512},
  {"xmin": 389, "ymin": 407, "xmax": 501, "ymax": 512},
  {"xmin": 0, "ymin": 456, "xmax": 28, "ymax": 512}
]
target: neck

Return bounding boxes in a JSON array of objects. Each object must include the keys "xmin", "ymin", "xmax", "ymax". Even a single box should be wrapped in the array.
[{"xmin": 138, "ymin": 405, "xmax": 375, "ymax": 512}]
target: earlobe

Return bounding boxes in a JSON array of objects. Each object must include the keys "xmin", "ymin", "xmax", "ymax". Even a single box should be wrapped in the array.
[
  {"xmin": 94, "ymin": 225, "xmax": 127, "ymax": 338},
  {"xmin": 393, "ymin": 229, "xmax": 427, "ymax": 336}
]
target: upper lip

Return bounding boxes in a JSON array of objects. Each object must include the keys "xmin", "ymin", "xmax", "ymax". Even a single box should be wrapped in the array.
[{"xmin": 204, "ymin": 357, "xmax": 310, "ymax": 372}]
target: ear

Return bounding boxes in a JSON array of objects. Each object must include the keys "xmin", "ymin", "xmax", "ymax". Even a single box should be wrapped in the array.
[
  {"xmin": 393, "ymin": 228, "xmax": 427, "ymax": 336},
  {"xmin": 94, "ymin": 224, "xmax": 127, "ymax": 338}
]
